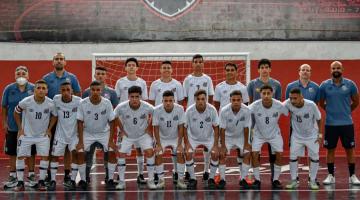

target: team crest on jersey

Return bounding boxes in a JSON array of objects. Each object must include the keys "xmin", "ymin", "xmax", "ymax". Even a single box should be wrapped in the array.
[
  {"xmin": 240, "ymin": 116, "xmax": 245, "ymax": 121},
  {"xmin": 123, "ymin": 87, "xmax": 128, "ymax": 91},
  {"xmin": 65, "ymin": 78, "xmax": 71, "ymax": 82},
  {"xmin": 140, "ymin": 114, "xmax": 146, "ymax": 119},
  {"xmin": 308, "ymin": 87, "xmax": 314, "ymax": 93},
  {"xmin": 190, "ymin": 83, "xmax": 194, "ymax": 87},
  {"xmin": 87, "ymin": 111, "xmax": 91, "ymax": 114},
  {"xmin": 101, "ymin": 109, "xmax": 107, "ymax": 115},
  {"xmin": 257, "ymin": 113, "xmax": 262, "ymax": 117},
  {"xmin": 223, "ymin": 90, "xmax": 228, "ymax": 94},
  {"xmin": 172, "ymin": 88, "xmax": 177, "ymax": 92},
  {"xmin": 205, "ymin": 116, "xmax": 211, "ymax": 122},
  {"xmin": 272, "ymin": 112, "xmax": 278, "ymax": 117},
  {"xmin": 173, "ymin": 115, "xmax": 179, "ymax": 121},
  {"xmin": 72, "ymin": 107, "xmax": 77, "ymax": 112},
  {"xmin": 44, "ymin": 109, "xmax": 49, "ymax": 114},
  {"xmin": 27, "ymin": 90, "xmax": 33, "ymax": 95},
  {"xmin": 341, "ymin": 85, "xmax": 348, "ymax": 91},
  {"xmin": 104, "ymin": 93, "xmax": 110, "ymax": 99},
  {"xmin": 57, "ymin": 107, "xmax": 61, "ymax": 111},
  {"xmin": 126, "ymin": 115, "xmax": 130, "ymax": 119},
  {"xmin": 192, "ymin": 118, "xmax": 197, "ymax": 122},
  {"xmin": 157, "ymin": 88, "xmax": 161, "ymax": 93},
  {"xmin": 304, "ymin": 113, "xmax": 310, "ymax": 119},
  {"xmin": 228, "ymin": 119, "xmax": 233, "ymax": 123},
  {"xmin": 256, "ymin": 88, "xmax": 260, "ymax": 93},
  {"xmin": 202, "ymin": 82, "xmax": 207, "ymax": 87},
  {"xmin": 160, "ymin": 117, "xmax": 165, "ymax": 121},
  {"xmin": 29, "ymin": 108, "xmax": 34, "ymax": 112}
]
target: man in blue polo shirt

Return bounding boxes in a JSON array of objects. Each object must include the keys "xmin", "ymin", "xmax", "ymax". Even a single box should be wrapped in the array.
[
  {"xmin": 320, "ymin": 61, "xmax": 360, "ymax": 185},
  {"xmin": 43, "ymin": 52, "xmax": 81, "ymax": 186},
  {"xmin": 2, "ymin": 66, "xmax": 37, "ymax": 189},
  {"xmin": 247, "ymin": 58, "xmax": 282, "ymax": 183}
]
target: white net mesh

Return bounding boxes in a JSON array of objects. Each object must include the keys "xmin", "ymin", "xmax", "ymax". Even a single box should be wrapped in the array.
[{"xmin": 92, "ymin": 53, "xmax": 251, "ymax": 90}]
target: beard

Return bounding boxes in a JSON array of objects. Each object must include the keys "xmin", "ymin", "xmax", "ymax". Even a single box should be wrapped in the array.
[
  {"xmin": 332, "ymin": 71, "xmax": 342, "ymax": 78},
  {"xmin": 55, "ymin": 65, "xmax": 64, "ymax": 71}
]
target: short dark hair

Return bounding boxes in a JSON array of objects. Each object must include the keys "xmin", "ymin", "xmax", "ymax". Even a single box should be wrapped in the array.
[
  {"xmin": 162, "ymin": 60, "xmax": 172, "ymax": 65},
  {"xmin": 225, "ymin": 62, "xmax": 238, "ymax": 70},
  {"xmin": 230, "ymin": 90, "xmax": 242, "ymax": 98},
  {"xmin": 60, "ymin": 81, "xmax": 71, "ymax": 87},
  {"xmin": 192, "ymin": 54, "xmax": 203, "ymax": 62},
  {"xmin": 194, "ymin": 89, "xmax": 207, "ymax": 97},
  {"xmin": 95, "ymin": 66, "xmax": 107, "ymax": 71},
  {"xmin": 128, "ymin": 85, "xmax": 142, "ymax": 95},
  {"xmin": 258, "ymin": 58, "xmax": 271, "ymax": 69},
  {"xmin": 125, "ymin": 57, "xmax": 139, "ymax": 67},
  {"xmin": 290, "ymin": 87, "xmax": 302, "ymax": 95},
  {"xmin": 162, "ymin": 90, "xmax": 174, "ymax": 97},
  {"xmin": 35, "ymin": 79, "xmax": 47, "ymax": 86},
  {"xmin": 90, "ymin": 80, "xmax": 102, "ymax": 87},
  {"xmin": 260, "ymin": 84, "xmax": 273, "ymax": 92}
]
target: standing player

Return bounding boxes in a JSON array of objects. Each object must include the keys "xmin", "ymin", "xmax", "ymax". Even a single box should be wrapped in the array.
[
  {"xmin": 82, "ymin": 66, "xmax": 119, "ymax": 184},
  {"xmin": 218, "ymin": 90, "xmax": 251, "ymax": 189},
  {"xmin": 13, "ymin": 80, "xmax": 56, "ymax": 191},
  {"xmin": 284, "ymin": 88, "xmax": 322, "ymax": 190},
  {"xmin": 320, "ymin": 61, "xmax": 360, "ymax": 185},
  {"xmin": 43, "ymin": 52, "xmax": 81, "ymax": 184},
  {"xmin": 249, "ymin": 85, "xmax": 288, "ymax": 189},
  {"xmin": 247, "ymin": 58, "xmax": 282, "ymax": 182},
  {"xmin": 114, "ymin": 86, "xmax": 156, "ymax": 190},
  {"xmin": 76, "ymin": 81, "xmax": 117, "ymax": 190},
  {"xmin": 183, "ymin": 90, "xmax": 219, "ymax": 189},
  {"xmin": 183, "ymin": 54, "xmax": 215, "ymax": 181},
  {"xmin": 47, "ymin": 81, "xmax": 82, "ymax": 191},
  {"xmin": 149, "ymin": 61, "xmax": 184, "ymax": 183},
  {"xmin": 2, "ymin": 66, "xmax": 36, "ymax": 189},
  {"xmin": 153, "ymin": 90, "xmax": 186, "ymax": 189},
  {"xmin": 114, "ymin": 57, "xmax": 148, "ymax": 184}
]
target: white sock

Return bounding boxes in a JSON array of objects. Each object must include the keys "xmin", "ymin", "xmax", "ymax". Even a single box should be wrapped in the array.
[
  {"xmin": 50, "ymin": 162, "xmax": 59, "ymax": 181},
  {"xmin": 117, "ymin": 158, "xmax": 126, "ymax": 181},
  {"xmin": 177, "ymin": 163, "xmax": 185, "ymax": 179},
  {"xmin": 172, "ymin": 154, "xmax": 178, "ymax": 173},
  {"xmin": 253, "ymin": 167, "xmax": 260, "ymax": 181},
  {"xmin": 78, "ymin": 163, "xmax": 86, "ymax": 181},
  {"xmin": 273, "ymin": 164, "xmax": 282, "ymax": 181},
  {"xmin": 156, "ymin": 163, "xmax": 164, "ymax": 179},
  {"xmin": 39, "ymin": 160, "xmax": 49, "ymax": 181},
  {"xmin": 219, "ymin": 164, "xmax": 226, "ymax": 180},
  {"xmin": 186, "ymin": 159, "xmax": 196, "ymax": 179},
  {"xmin": 209, "ymin": 160, "xmax": 219, "ymax": 179},
  {"xmin": 71, "ymin": 163, "xmax": 78, "ymax": 181},
  {"xmin": 147, "ymin": 156, "xmax": 155, "ymax": 181},
  {"xmin": 242, "ymin": 163, "xmax": 251, "ymax": 179},
  {"xmin": 289, "ymin": 159, "xmax": 298, "ymax": 181},
  {"xmin": 107, "ymin": 162, "xmax": 117, "ymax": 180},
  {"xmin": 203, "ymin": 151, "xmax": 210, "ymax": 172},
  {"xmin": 16, "ymin": 159, "xmax": 25, "ymax": 181},
  {"xmin": 137, "ymin": 156, "xmax": 144, "ymax": 175},
  {"xmin": 310, "ymin": 159, "xmax": 319, "ymax": 182}
]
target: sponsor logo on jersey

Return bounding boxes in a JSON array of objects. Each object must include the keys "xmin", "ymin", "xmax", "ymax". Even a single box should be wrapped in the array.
[
  {"xmin": 228, "ymin": 119, "xmax": 233, "ymax": 123},
  {"xmin": 205, "ymin": 116, "xmax": 211, "ymax": 122},
  {"xmin": 140, "ymin": 114, "xmax": 146, "ymax": 119},
  {"xmin": 272, "ymin": 112, "xmax": 278, "ymax": 118},
  {"xmin": 257, "ymin": 113, "xmax": 262, "ymax": 117},
  {"xmin": 44, "ymin": 109, "xmax": 49, "ymax": 114},
  {"xmin": 202, "ymin": 82, "xmax": 208, "ymax": 87},
  {"xmin": 101, "ymin": 109, "xmax": 107, "ymax": 115},
  {"xmin": 29, "ymin": 108, "xmax": 34, "ymax": 112},
  {"xmin": 173, "ymin": 115, "xmax": 179, "ymax": 121},
  {"xmin": 160, "ymin": 117, "xmax": 164, "ymax": 121},
  {"xmin": 304, "ymin": 113, "xmax": 310, "ymax": 119},
  {"xmin": 72, "ymin": 107, "xmax": 77, "ymax": 112}
]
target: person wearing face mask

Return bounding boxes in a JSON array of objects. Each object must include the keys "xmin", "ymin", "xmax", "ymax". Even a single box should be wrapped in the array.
[
  {"xmin": 1, "ymin": 66, "xmax": 37, "ymax": 189},
  {"xmin": 320, "ymin": 61, "xmax": 360, "ymax": 186}
]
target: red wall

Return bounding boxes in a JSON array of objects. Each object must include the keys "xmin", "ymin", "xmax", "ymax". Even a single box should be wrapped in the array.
[{"xmin": 1, "ymin": 60, "xmax": 359, "ymax": 156}]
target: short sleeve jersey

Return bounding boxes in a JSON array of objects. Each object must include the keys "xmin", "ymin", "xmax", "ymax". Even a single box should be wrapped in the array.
[
  {"xmin": 214, "ymin": 81, "xmax": 249, "ymax": 109},
  {"xmin": 114, "ymin": 77, "xmax": 148, "ymax": 103},
  {"xmin": 149, "ymin": 79, "xmax": 184, "ymax": 106},
  {"xmin": 183, "ymin": 74, "xmax": 215, "ymax": 107}
]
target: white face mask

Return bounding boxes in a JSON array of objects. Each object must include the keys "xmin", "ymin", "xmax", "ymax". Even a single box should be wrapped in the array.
[{"xmin": 16, "ymin": 77, "xmax": 28, "ymax": 86}]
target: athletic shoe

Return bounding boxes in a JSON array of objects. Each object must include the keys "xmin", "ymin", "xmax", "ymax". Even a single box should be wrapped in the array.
[
  {"xmin": 172, "ymin": 172, "xmax": 178, "ymax": 184},
  {"xmin": 217, "ymin": 179, "xmax": 226, "ymax": 189},
  {"xmin": 4, "ymin": 176, "xmax": 17, "ymax": 189},
  {"xmin": 349, "ymin": 174, "xmax": 360, "ymax": 185},
  {"xmin": 187, "ymin": 179, "xmax": 197, "ymax": 190},
  {"xmin": 309, "ymin": 181, "xmax": 319, "ymax": 190},
  {"xmin": 47, "ymin": 180, "xmax": 56, "ymax": 191},
  {"xmin": 285, "ymin": 180, "xmax": 299, "ymax": 190},
  {"xmin": 207, "ymin": 178, "xmax": 216, "ymax": 189},
  {"xmin": 239, "ymin": 179, "xmax": 250, "ymax": 189},
  {"xmin": 137, "ymin": 174, "xmax": 146, "ymax": 184},
  {"xmin": 157, "ymin": 178, "xmax": 165, "ymax": 189},
  {"xmin": 78, "ymin": 180, "xmax": 88, "ymax": 191},
  {"xmin": 115, "ymin": 181, "xmax": 126, "ymax": 190},
  {"xmin": 184, "ymin": 172, "xmax": 190, "ymax": 182},
  {"xmin": 176, "ymin": 179, "xmax": 187, "ymax": 189},
  {"xmin": 37, "ymin": 180, "xmax": 47, "ymax": 191},
  {"xmin": 272, "ymin": 180, "xmax": 283, "ymax": 190},
  {"xmin": 106, "ymin": 179, "xmax": 116, "ymax": 190},
  {"xmin": 154, "ymin": 173, "xmax": 159, "ymax": 184},
  {"xmin": 202, "ymin": 172, "xmax": 209, "ymax": 181},
  {"xmin": 252, "ymin": 180, "xmax": 261, "ymax": 190},
  {"xmin": 68, "ymin": 180, "xmax": 76, "ymax": 191},
  {"xmin": 13, "ymin": 181, "xmax": 25, "ymax": 192},
  {"xmin": 307, "ymin": 177, "xmax": 320, "ymax": 186},
  {"xmin": 147, "ymin": 179, "xmax": 157, "ymax": 190},
  {"xmin": 27, "ymin": 174, "xmax": 37, "ymax": 188},
  {"xmin": 323, "ymin": 174, "xmax": 335, "ymax": 185}
]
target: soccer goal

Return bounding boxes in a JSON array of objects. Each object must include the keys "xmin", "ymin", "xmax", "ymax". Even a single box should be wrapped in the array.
[{"xmin": 91, "ymin": 52, "xmax": 251, "ymax": 89}]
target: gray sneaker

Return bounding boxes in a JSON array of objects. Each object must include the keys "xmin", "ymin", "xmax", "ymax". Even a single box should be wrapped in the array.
[
  {"xmin": 27, "ymin": 174, "xmax": 37, "ymax": 188},
  {"xmin": 3, "ymin": 176, "xmax": 17, "ymax": 189}
]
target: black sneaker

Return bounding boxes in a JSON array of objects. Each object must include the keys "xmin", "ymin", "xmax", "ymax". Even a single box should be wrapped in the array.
[
  {"xmin": 252, "ymin": 180, "xmax": 261, "ymax": 190},
  {"xmin": 78, "ymin": 180, "xmax": 88, "ymax": 190},
  {"xmin": 68, "ymin": 180, "xmax": 76, "ymax": 191},
  {"xmin": 64, "ymin": 174, "xmax": 71, "ymax": 182},
  {"xmin": 173, "ymin": 172, "xmax": 178, "ymax": 184},
  {"xmin": 13, "ymin": 181, "xmax": 25, "ymax": 192},
  {"xmin": 137, "ymin": 174, "xmax": 146, "ymax": 184},
  {"xmin": 48, "ymin": 180, "xmax": 56, "ymax": 191},
  {"xmin": 239, "ymin": 179, "xmax": 250, "ymax": 189},
  {"xmin": 154, "ymin": 173, "xmax": 159, "ymax": 184},
  {"xmin": 86, "ymin": 176, "xmax": 91, "ymax": 184},
  {"xmin": 187, "ymin": 179, "xmax": 197, "ymax": 190},
  {"xmin": 63, "ymin": 178, "xmax": 73, "ymax": 188},
  {"xmin": 217, "ymin": 179, "xmax": 226, "ymax": 189},
  {"xmin": 202, "ymin": 172, "xmax": 209, "ymax": 181},
  {"xmin": 106, "ymin": 179, "xmax": 116, "ymax": 190},
  {"xmin": 184, "ymin": 172, "xmax": 190, "ymax": 182},
  {"xmin": 207, "ymin": 178, "xmax": 216, "ymax": 189},
  {"xmin": 37, "ymin": 180, "xmax": 46, "ymax": 191},
  {"xmin": 272, "ymin": 180, "xmax": 283, "ymax": 190}
]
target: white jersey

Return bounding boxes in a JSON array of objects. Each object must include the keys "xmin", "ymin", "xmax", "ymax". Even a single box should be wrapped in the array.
[
  {"xmin": 114, "ymin": 100, "xmax": 154, "ymax": 139},
  {"xmin": 183, "ymin": 74, "xmax": 215, "ymax": 107},
  {"xmin": 16, "ymin": 95, "xmax": 55, "ymax": 137},
  {"xmin": 219, "ymin": 103, "xmax": 251, "ymax": 139},
  {"xmin": 185, "ymin": 103, "xmax": 219, "ymax": 142},
  {"xmin": 53, "ymin": 94, "xmax": 81, "ymax": 143},
  {"xmin": 214, "ymin": 81, "xmax": 249, "ymax": 109},
  {"xmin": 149, "ymin": 79, "xmax": 184, "ymax": 106},
  {"xmin": 114, "ymin": 77, "xmax": 148, "ymax": 103},
  {"xmin": 284, "ymin": 99, "xmax": 321, "ymax": 140},
  {"xmin": 249, "ymin": 99, "xmax": 288, "ymax": 140},
  {"xmin": 77, "ymin": 97, "xmax": 115, "ymax": 136},
  {"xmin": 152, "ymin": 103, "xmax": 186, "ymax": 140}
]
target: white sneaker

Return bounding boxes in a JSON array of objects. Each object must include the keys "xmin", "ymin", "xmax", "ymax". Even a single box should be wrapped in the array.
[
  {"xmin": 115, "ymin": 181, "xmax": 126, "ymax": 190},
  {"xmin": 349, "ymin": 175, "xmax": 360, "ymax": 185},
  {"xmin": 176, "ymin": 179, "xmax": 187, "ymax": 189},
  {"xmin": 157, "ymin": 178, "xmax": 165, "ymax": 189},
  {"xmin": 285, "ymin": 180, "xmax": 299, "ymax": 190},
  {"xmin": 323, "ymin": 174, "xmax": 335, "ymax": 185},
  {"xmin": 309, "ymin": 181, "xmax": 319, "ymax": 190},
  {"xmin": 147, "ymin": 179, "xmax": 157, "ymax": 190}
]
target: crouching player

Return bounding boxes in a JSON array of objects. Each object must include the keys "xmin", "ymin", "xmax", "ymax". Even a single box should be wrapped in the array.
[
  {"xmin": 285, "ymin": 88, "xmax": 323, "ymax": 190},
  {"xmin": 219, "ymin": 90, "xmax": 252, "ymax": 189}
]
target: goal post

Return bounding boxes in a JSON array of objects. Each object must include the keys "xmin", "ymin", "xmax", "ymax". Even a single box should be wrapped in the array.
[{"xmin": 91, "ymin": 52, "xmax": 251, "ymax": 90}]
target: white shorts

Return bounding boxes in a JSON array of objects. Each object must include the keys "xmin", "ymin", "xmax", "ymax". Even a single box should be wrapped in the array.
[
  {"xmin": 290, "ymin": 136, "xmax": 319, "ymax": 160},
  {"xmin": 17, "ymin": 135, "xmax": 50, "ymax": 157},
  {"xmin": 225, "ymin": 136, "xmax": 249, "ymax": 154},
  {"xmin": 158, "ymin": 138, "xmax": 178, "ymax": 153},
  {"xmin": 84, "ymin": 133, "xmax": 111, "ymax": 152},
  {"xmin": 252, "ymin": 134, "xmax": 283, "ymax": 153},
  {"xmin": 51, "ymin": 137, "xmax": 79, "ymax": 157},
  {"xmin": 188, "ymin": 137, "xmax": 214, "ymax": 153},
  {"xmin": 119, "ymin": 134, "xmax": 153, "ymax": 154}
]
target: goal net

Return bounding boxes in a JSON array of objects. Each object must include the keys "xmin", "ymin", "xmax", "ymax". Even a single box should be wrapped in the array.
[{"xmin": 92, "ymin": 52, "xmax": 251, "ymax": 90}]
